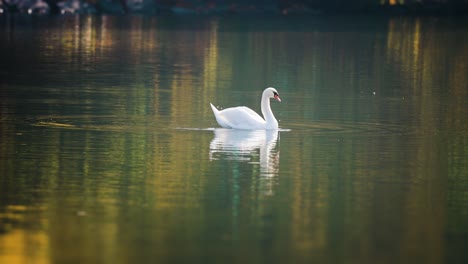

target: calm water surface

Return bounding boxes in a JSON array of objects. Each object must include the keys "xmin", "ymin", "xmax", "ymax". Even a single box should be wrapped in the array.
[{"xmin": 0, "ymin": 15, "xmax": 467, "ymax": 264}]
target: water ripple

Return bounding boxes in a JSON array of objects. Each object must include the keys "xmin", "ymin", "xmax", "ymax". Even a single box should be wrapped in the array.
[{"xmin": 284, "ymin": 120, "xmax": 410, "ymax": 136}]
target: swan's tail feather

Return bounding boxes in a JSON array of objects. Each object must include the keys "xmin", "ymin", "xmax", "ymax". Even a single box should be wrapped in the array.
[
  {"xmin": 210, "ymin": 103, "xmax": 219, "ymax": 114},
  {"xmin": 210, "ymin": 103, "xmax": 231, "ymax": 128}
]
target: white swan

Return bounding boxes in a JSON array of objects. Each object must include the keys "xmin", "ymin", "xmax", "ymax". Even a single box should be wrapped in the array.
[{"xmin": 210, "ymin": 87, "xmax": 281, "ymax": 130}]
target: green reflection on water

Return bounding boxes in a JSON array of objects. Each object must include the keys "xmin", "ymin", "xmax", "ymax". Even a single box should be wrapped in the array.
[{"xmin": 0, "ymin": 15, "xmax": 467, "ymax": 264}]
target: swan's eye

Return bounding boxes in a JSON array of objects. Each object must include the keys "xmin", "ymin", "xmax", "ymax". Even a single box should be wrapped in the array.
[{"xmin": 273, "ymin": 92, "xmax": 278, "ymax": 96}]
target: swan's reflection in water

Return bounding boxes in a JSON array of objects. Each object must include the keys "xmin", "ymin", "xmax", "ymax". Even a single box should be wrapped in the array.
[{"xmin": 209, "ymin": 129, "xmax": 280, "ymax": 195}]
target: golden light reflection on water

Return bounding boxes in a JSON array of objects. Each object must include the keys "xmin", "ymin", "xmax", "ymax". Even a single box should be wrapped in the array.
[
  {"xmin": 0, "ymin": 229, "xmax": 49, "ymax": 264},
  {"xmin": 0, "ymin": 15, "xmax": 467, "ymax": 264},
  {"xmin": 202, "ymin": 19, "xmax": 221, "ymax": 107},
  {"xmin": 0, "ymin": 206, "xmax": 49, "ymax": 264}
]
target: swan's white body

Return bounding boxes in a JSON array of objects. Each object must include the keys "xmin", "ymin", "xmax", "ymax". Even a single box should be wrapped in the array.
[{"xmin": 210, "ymin": 87, "xmax": 281, "ymax": 130}]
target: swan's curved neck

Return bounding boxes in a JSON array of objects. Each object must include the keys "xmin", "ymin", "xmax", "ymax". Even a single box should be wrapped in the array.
[{"xmin": 261, "ymin": 94, "xmax": 278, "ymax": 128}]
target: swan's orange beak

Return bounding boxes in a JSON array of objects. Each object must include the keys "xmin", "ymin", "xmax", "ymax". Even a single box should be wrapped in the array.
[{"xmin": 274, "ymin": 94, "xmax": 281, "ymax": 102}]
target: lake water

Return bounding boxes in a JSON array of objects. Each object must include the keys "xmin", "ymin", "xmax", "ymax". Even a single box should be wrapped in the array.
[{"xmin": 0, "ymin": 15, "xmax": 467, "ymax": 264}]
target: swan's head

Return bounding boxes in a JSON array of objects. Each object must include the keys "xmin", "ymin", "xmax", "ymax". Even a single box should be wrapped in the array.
[{"xmin": 264, "ymin": 87, "xmax": 281, "ymax": 102}]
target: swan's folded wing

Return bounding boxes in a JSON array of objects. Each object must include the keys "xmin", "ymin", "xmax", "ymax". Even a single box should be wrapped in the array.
[
  {"xmin": 218, "ymin": 106, "xmax": 266, "ymax": 129},
  {"xmin": 211, "ymin": 103, "xmax": 233, "ymax": 128}
]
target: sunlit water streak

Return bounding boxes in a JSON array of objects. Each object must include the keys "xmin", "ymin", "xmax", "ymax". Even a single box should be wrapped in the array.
[{"xmin": 0, "ymin": 15, "xmax": 467, "ymax": 264}]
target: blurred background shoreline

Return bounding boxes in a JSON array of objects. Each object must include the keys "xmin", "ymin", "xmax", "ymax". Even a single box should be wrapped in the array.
[{"xmin": 1, "ymin": 0, "xmax": 468, "ymax": 17}]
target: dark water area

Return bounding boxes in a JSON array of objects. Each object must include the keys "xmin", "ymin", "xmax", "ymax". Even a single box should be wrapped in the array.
[{"xmin": 0, "ymin": 15, "xmax": 467, "ymax": 264}]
